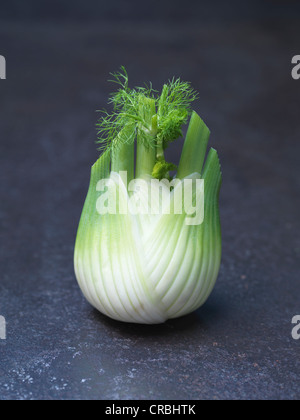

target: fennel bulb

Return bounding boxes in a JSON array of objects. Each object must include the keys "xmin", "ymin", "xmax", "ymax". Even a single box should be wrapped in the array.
[{"xmin": 74, "ymin": 68, "xmax": 222, "ymax": 324}]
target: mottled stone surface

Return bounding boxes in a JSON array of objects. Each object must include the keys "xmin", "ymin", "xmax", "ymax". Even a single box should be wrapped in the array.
[{"xmin": 0, "ymin": 1, "xmax": 300, "ymax": 400}]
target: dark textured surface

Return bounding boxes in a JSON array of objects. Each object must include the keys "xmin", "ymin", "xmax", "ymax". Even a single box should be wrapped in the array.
[{"xmin": 0, "ymin": 1, "xmax": 300, "ymax": 400}]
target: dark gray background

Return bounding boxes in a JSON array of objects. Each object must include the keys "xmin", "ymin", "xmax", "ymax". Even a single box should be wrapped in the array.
[{"xmin": 0, "ymin": 0, "xmax": 299, "ymax": 400}]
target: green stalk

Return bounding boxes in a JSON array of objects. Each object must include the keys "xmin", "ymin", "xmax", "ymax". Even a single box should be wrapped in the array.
[
  {"xmin": 156, "ymin": 138, "xmax": 164, "ymax": 161},
  {"xmin": 135, "ymin": 140, "xmax": 156, "ymax": 179},
  {"xmin": 135, "ymin": 97, "xmax": 157, "ymax": 179},
  {"xmin": 111, "ymin": 126, "xmax": 135, "ymax": 186},
  {"xmin": 177, "ymin": 111, "xmax": 210, "ymax": 179},
  {"xmin": 111, "ymin": 142, "xmax": 134, "ymax": 185}
]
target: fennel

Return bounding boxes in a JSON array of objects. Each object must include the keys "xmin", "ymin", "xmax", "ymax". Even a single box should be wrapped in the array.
[{"xmin": 74, "ymin": 68, "xmax": 222, "ymax": 324}]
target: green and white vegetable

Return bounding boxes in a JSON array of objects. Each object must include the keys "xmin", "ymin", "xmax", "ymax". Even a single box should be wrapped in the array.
[{"xmin": 74, "ymin": 68, "xmax": 222, "ymax": 324}]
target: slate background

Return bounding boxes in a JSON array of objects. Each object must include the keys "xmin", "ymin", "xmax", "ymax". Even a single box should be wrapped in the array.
[{"xmin": 0, "ymin": 0, "xmax": 299, "ymax": 400}]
